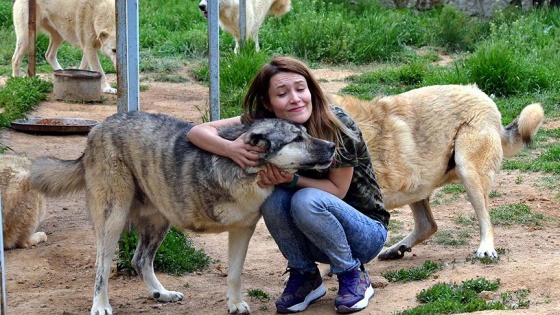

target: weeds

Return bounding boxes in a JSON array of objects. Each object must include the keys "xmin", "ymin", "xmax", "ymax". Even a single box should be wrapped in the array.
[
  {"xmin": 248, "ymin": 288, "xmax": 270, "ymax": 302},
  {"xmin": 490, "ymin": 203, "xmax": 547, "ymax": 227},
  {"xmin": 396, "ymin": 278, "xmax": 505, "ymax": 315},
  {"xmin": 382, "ymin": 260, "xmax": 441, "ymax": 283},
  {"xmin": 117, "ymin": 227, "xmax": 211, "ymax": 276}
]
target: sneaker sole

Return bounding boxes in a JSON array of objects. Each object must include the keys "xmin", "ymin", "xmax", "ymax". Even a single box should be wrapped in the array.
[
  {"xmin": 277, "ymin": 285, "xmax": 326, "ymax": 313},
  {"xmin": 335, "ymin": 285, "xmax": 374, "ymax": 314}
]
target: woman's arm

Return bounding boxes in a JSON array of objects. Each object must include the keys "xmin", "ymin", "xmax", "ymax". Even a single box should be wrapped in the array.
[
  {"xmin": 258, "ymin": 164, "xmax": 353, "ymax": 199},
  {"xmin": 186, "ymin": 116, "xmax": 264, "ymax": 169}
]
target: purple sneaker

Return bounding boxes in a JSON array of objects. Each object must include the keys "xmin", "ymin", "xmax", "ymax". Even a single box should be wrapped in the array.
[
  {"xmin": 276, "ymin": 268, "xmax": 326, "ymax": 313},
  {"xmin": 335, "ymin": 265, "xmax": 375, "ymax": 313}
]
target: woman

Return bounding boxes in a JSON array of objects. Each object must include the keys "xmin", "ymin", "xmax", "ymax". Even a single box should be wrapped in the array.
[{"xmin": 187, "ymin": 56, "xmax": 389, "ymax": 313}]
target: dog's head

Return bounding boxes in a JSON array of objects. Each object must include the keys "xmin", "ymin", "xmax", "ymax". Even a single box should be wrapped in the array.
[
  {"xmin": 198, "ymin": 0, "xmax": 208, "ymax": 18},
  {"xmin": 243, "ymin": 119, "xmax": 335, "ymax": 172},
  {"xmin": 98, "ymin": 30, "xmax": 117, "ymax": 69}
]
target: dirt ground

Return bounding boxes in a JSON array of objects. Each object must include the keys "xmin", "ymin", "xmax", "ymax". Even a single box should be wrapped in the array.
[{"xmin": 1, "ymin": 68, "xmax": 559, "ymax": 315}]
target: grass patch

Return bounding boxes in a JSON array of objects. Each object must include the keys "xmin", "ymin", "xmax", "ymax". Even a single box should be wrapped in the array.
[
  {"xmin": 248, "ymin": 288, "xmax": 270, "ymax": 302},
  {"xmin": 490, "ymin": 203, "xmax": 547, "ymax": 227},
  {"xmin": 382, "ymin": 260, "xmax": 442, "ymax": 283},
  {"xmin": 431, "ymin": 229, "xmax": 470, "ymax": 246},
  {"xmin": 398, "ymin": 277, "xmax": 532, "ymax": 314},
  {"xmin": 388, "ymin": 219, "xmax": 405, "ymax": 232},
  {"xmin": 117, "ymin": 227, "xmax": 211, "ymax": 276},
  {"xmin": 0, "ymin": 76, "xmax": 52, "ymax": 122},
  {"xmin": 396, "ymin": 278, "xmax": 505, "ymax": 315},
  {"xmin": 442, "ymin": 183, "xmax": 466, "ymax": 194}
]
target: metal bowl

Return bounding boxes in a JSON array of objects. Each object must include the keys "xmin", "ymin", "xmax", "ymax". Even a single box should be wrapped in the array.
[{"xmin": 11, "ymin": 117, "xmax": 98, "ymax": 134}]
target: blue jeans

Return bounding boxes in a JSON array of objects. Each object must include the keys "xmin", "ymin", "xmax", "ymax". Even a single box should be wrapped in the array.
[{"xmin": 261, "ymin": 187, "xmax": 387, "ymax": 275}]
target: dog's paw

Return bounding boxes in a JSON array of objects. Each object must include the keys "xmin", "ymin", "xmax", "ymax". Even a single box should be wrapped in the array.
[
  {"xmin": 152, "ymin": 289, "xmax": 183, "ymax": 302},
  {"xmin": 27, "ymin": 231, "xmax": 48, "ymax": 247},
  {"xmin": 103, "ymin": 86, "xmax": 117, "ymax": 94},
  {"xmin": 378, "ymin": 245, "xmax": 411, "ymax": 260},
  {"xmin": 475, "ymin": 247, "xmax": 498, "ymax": 259},
  {"xmin": 227, "ymin": 300, "xmax": 250, "ymax": 314},
  {"xmin": 91, "ymin": 304, "xmax": 113, "ymax": 315}
]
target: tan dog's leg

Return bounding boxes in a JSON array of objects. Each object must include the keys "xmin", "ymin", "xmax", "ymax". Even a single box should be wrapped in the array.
[
  {"xmin": 41, "ymin": 24, "xmax": 65, "ymax": 71},
  {"xmin": 79, "ymin": 55, "xmax": 89, "ymax": 70},
  {"xmin": 454, "ymin": 130, "xmax": 501, "ymax": 258},
  {"xmin": 226, "ymin": 226, "xmax": 256, "ymax": 314},
  {"xmin": 83, "ymin": 49, "xmax": 116, "ymax": 94},
  {"xmin": 11, "ymin": 24, "xmax": 29, "ymax": 77},
  {"xmin": 378, "ymin": 199, "xmax": 437, "ymax": 260}
]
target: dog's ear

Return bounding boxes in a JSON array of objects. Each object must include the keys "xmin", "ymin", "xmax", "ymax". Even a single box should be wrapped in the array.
[
  {"xmin": 98, "ymin": 30, "xmax": 109, "ymax": 44},
  {"xmin": 244, "ymin": 131, "xmax": 271, "ymax": 150}
]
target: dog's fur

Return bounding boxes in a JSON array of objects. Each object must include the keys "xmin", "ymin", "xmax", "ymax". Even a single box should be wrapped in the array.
[
  {"xmin": 198, "ymin": 0, "xmax": 291, "ymax": 53},
  {"xmin": 335, "ymin": 84, "xmax": 544, "ymax": 260},
  {"xmin": 12, "ymin": 0, "xmax": 117, "ymax": 94},
  {"xmin": 0, "ymin": 154, "xmax": 47, "ymax": 250},
  {"xmin": 29, "ymin": 111, "xmax": 335, "ymax": 315}
]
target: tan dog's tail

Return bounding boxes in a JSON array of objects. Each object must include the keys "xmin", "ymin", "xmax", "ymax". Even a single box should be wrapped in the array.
[
  {"xmin": 30, "ymin": 156, "xmax": 85, "ymax": 197},
  {"xmin": 502, "ymin": 103, "xmax": 544, "ymax": 157},
  {"xmin": 269, "ymin": 0, "xmax": 291, "ymax": 16}
]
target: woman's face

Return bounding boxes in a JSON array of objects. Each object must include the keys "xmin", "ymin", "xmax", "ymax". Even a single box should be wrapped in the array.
[{"xmin": 266, "ymin": 72, "xmax": 312, "ymax": 124}]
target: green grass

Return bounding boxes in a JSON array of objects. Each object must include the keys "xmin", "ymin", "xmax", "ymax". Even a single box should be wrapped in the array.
[
  {"xmin": 490, "ymin": 203, "xmax": 547, "ymax": 227},
  {"xmin": 431, "ymin": 229, "xmax": 470, "ymax": 246},
  {"xmin": 456, "ymin": 203, "xmax": 549, "ymax": 230},
  {"xmin": 396, "ymin": 278, "xmax": 505, "ymax": 315},
  {"xmin": 396, "ymin": 277, "xmax": 533, "ymax": 314},
  {"xmin": 382, "ymin": 260, "xmax": 441, "ymax": 283},
  {"xmin": 247, "ymin": 288, "xmax": 270, "ymax": 302},
  {"xmin": 0, "ymin": 76, "xmax": 52, "ymax": 122},
  {"xmin": 117, "ymin": 227, "xmax": 212, "ymax": 276}
]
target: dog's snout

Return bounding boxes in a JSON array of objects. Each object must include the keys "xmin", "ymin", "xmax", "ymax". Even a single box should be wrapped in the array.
[{"xmin": 199, "ymin": 4, "xmax": 206, "ymax": 11}]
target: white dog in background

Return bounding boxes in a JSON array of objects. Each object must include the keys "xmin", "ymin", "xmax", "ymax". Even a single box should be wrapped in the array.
[
  {"xmin": 198, "ymin": 0, "xmax": 291, "ymax": 53},
  {"xmin": 12, "ymin": 0, "xmax": 118, "ymax": 94}
]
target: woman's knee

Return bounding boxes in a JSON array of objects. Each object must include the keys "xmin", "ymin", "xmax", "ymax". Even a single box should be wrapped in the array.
[
  {"xmin": 261, "ymin": 187, "xmax": 292, "ymax": 219},
  {"xmin": 290, "ymin": 188, "xmax": 328, "ymax": 221}
]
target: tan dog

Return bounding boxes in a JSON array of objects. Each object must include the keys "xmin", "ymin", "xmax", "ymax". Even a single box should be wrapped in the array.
[
  {"xmin": 12, "ymin": 0, "xmax": 117, "ymax": 94},
  {"xmin": 198, "ymin": 0, "xmax": 291, "ymax": 53},
  {"xmin": 333, "ymin": 84, "xmax": 544, "ymax": 260},
  {"xmin": 0, "ymin": 154, "xmax": 46, "ymax": 250}
]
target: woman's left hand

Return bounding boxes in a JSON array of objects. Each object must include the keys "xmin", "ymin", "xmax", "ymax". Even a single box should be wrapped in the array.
[{"xmin": 258, "ymin": 164, "xmax": 293, "ymax": 188}]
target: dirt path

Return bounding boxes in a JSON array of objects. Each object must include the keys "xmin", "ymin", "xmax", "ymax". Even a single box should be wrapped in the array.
[{"xmin": 2, "ymin": 71, "xmax": 559, "ymax": 315}]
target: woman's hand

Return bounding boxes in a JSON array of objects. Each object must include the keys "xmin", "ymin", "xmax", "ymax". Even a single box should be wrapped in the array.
[
  {"xmin": 228, "ymin": 134, "xmax": 266, "ymax": 170},
  {"xmin": 258, "ymin": 164, "xmax": 293, "ymax": 188}
]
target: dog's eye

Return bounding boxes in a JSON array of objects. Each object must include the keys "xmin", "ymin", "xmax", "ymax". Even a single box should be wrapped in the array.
[{"xmin": 294, "ymin": 135, "xmax": 303, "ymax": 142}]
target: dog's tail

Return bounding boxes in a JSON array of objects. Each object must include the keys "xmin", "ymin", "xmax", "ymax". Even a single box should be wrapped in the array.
[
  {"xmin": 269, "ymin": 0, "xmax": 291, "ymax": 16},
  {"xmin": 501, "ymin": 103, "xmax": 544, "ymax": 157},
  {"xmin": 30, "ymin": 156, "xmax": 85, "ymax": 197}
]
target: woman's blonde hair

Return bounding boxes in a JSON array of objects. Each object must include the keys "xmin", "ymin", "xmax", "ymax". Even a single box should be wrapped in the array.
[{"xmin": 242, "ymin": 56, "xmax": 356, "ymax": 153}]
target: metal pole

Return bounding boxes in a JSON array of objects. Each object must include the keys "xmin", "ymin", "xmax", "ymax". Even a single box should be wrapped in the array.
[
  {"xmin": 116, "ymin": 0, "xmax": 140, "ymax": 113},
  {"xmin": 208, "ymin": 0, "xmax": 220, "ymax": 121},
  {"xmin": 239, "ymin": 0, "xmax": 246, "ymax": 51},
  {"xmin": 0, "ymin": 188, "xmax": 7, "ymax": 315},
  {"xmin": 27, "ymin": 0, "xmax": 36, "ymax": 77}
]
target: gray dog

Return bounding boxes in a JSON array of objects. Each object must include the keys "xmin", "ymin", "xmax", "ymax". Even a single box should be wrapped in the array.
[{"xmin": 30, "ymin": 111, "xmax": 335, "ymax": 315}]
